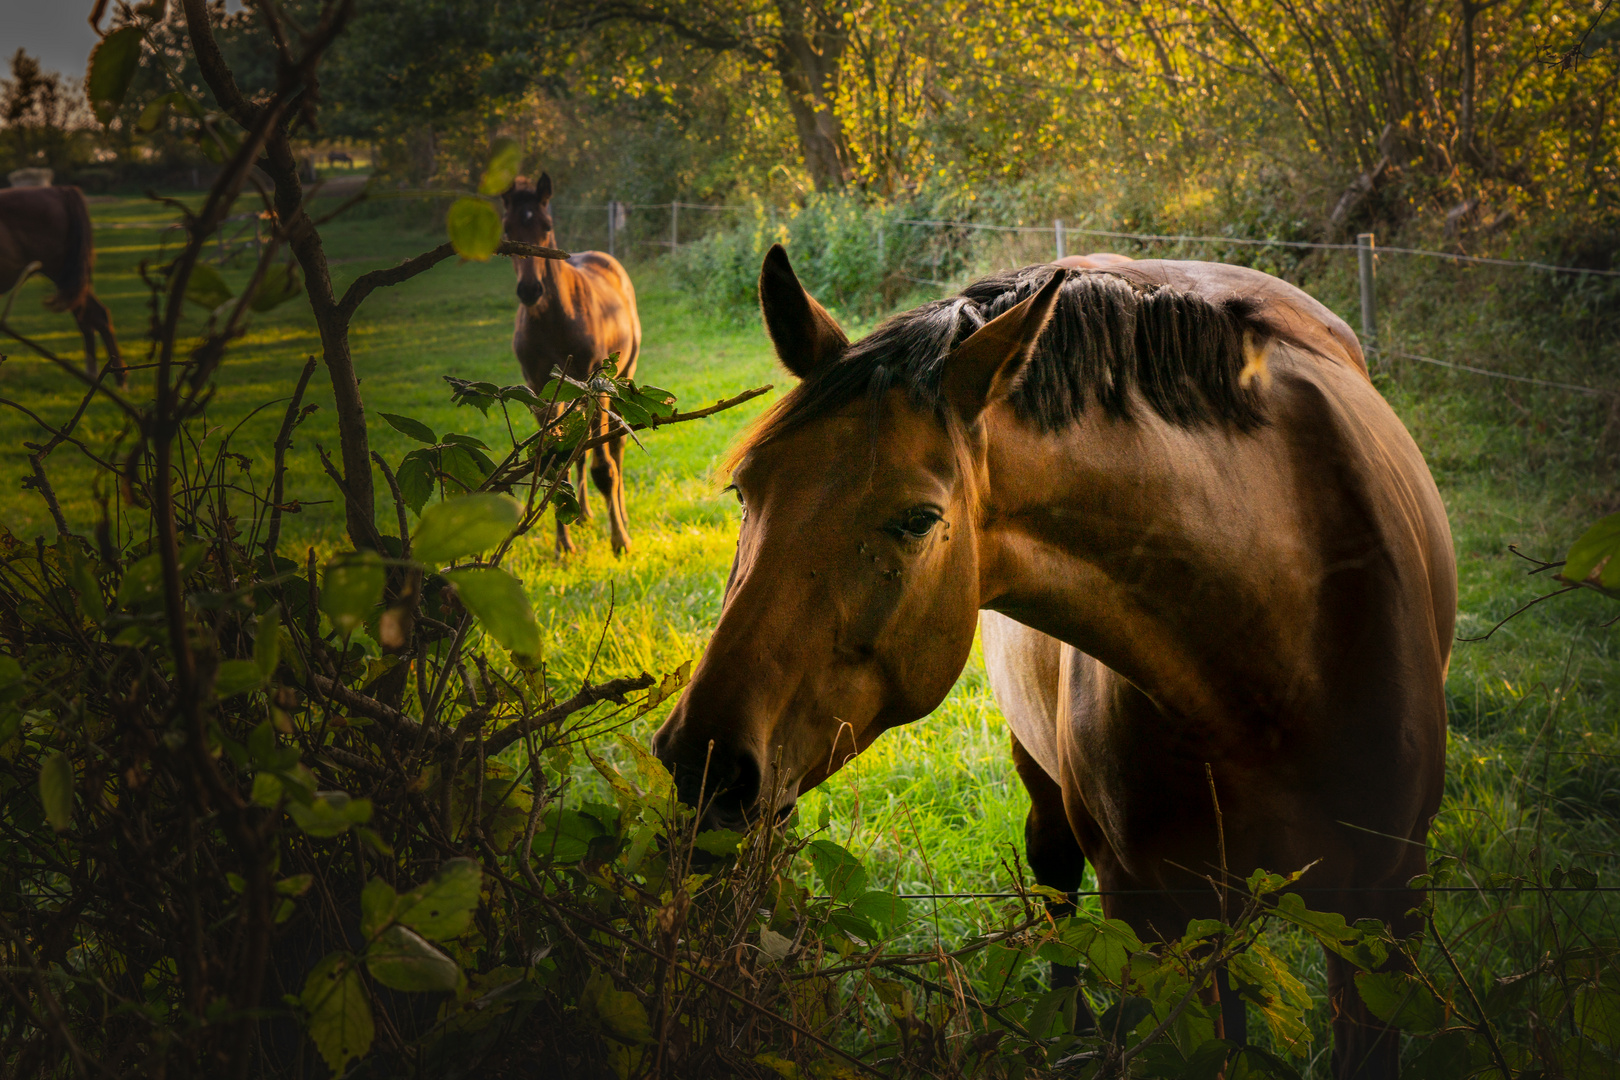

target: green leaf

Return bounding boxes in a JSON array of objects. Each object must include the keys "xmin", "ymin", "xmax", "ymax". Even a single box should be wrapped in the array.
[
  {"xmin": 439, "ymin": 443, "xmax": 493, "ymax": 492},
  {"xmin": 581, "ymin": 970, "xmax": 651, "ymax": 1043},
  {"xmin": 135, "ymin": 91, "xmax": 198, "ymax": 132},
  {"xmin": 1271, "ymin": 893, "xmax": 1388, "ymax": 970},
  {"xmin": 532, "ymin": 808, "xmax": 605, "ymax": 863},
  {"xmin": 444, "ymin": 567, "xmax": 539, "ymax": 657},
  {"xmin": 300, "ymin": 952, "xmax": 373, "ymax": 1076},
  {"xmin": 365, "ymin": 925, "xmax": 461, "ymax": 992},
  {"xmin": 828, "ymin": 909, "xmax": 879, "ymax": 941},
  {"xmin": 693, "ymin": 829, "xmax": 746, "ymax": 856},
  {"xmin": 255, "ymin": 610, "xmax": 281, "ymax": 678},
  {"xmin": 0, "ymin": 655, "xmax": 23, "ymax": 705},
  {"xmin": 39, "ymin": 751, "xmax": 73, "ymax": 832},
  {"xmin": 550, "ymin": 478, "xmax": 582, "ymax": 526},
  {"xmin": 395, "ymin": 858, "xmax": 481, "ymax": 942},
  {"xmin": 1353, "ymin": 971, "xmax": 1446, "ymax": 1033},
  {"xmin": 441, "ymin": 432, "xmax": 491, "ymax": 451},
  {"xmin": 806, "ymin": 839, "xmax": 867, "ymax": 903},
  {"xmin": 251, "ymin": 772, "xmax": 283, "ymax": 808},
  {"xmin": 1059, "ymin": 917, "xmax": 1142, "ymax": 985},
  {"xmin": 58, "ymin": 539, "xmax": 107, "ymax": 623},
  {"xmin": 1564, "ymin": 512, "xmax": 1620, "ymax": 593},
  {"xmin": 395, "ymin": 450, "xmax": 437, "ymax": 516},
  {"xmin": 478, "ymin": 137, "xmax": 523, "ymax": 196},
  {"xmin": 380, "ymin": 413, "xmax": 437, "ymax": 445},
  {"xmin": 249, "ymin": 263, "xmax": 302, "ymax": 312},
  {"xmin": 214, "ymin": 659, "xmax": 264, "ymax": 699},
  {"xmin": 447, "ymin": 197, "xmax": 502, "ymax": 261},
  {"xmin": 320, "ymin": 552, "xmax": 386, "ymax": 634},
  {"xmin": 184, "ymin": 263, "xmax": 234, "ymax": 310},
  {"xmin": 613, "ymin": 733, "xmax": 676, "ymax": 801},
  {"xmin": 116, "ymin": 543, "xmax": 206, "ymax": 609},
  {"xmin": 848, "ymin": 890, "xmax": 908, "ymax": 933},
  {"xmin": 287, "ymin": 791, "xmax": 373, "ymax": 839},
  {"xmin": 412, "ymin": 494, "xmax": 520, "ymax": 566},
  {"xmin": 443, "ymin": 376, "xmax": 501, "ymax": 414},
  {"xmin": 360, "ymin": 877, "xmax": 398, "ymax": 939},
  {"xmin": 276, "ymin": 874, "xmax": 314, "ymax": 896},
  {"xmin": 1575, "ymin": 986, "xmax": 1620, "ymax": 1049},
  {"xmin": 87, "ymin": 27, "xmax": 143, "ymax": 123}
]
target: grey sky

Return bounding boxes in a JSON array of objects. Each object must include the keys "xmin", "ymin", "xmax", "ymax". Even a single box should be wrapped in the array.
[{"xmin": 0, "ymin": 1, "xmax": 101, "ymax": 82}]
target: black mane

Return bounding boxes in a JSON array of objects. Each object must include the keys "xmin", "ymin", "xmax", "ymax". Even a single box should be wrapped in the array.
[{"xmin": 746, "ymin": 265, "xmax": 1291, "ymax": 456}]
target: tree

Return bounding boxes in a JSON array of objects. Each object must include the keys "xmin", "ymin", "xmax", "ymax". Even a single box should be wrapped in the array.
[
  {"xmin": 563, "ymin": 0, "xmax": 857, "ymax": 190},
  {"xmin": 0, "ymin": 50, "xmax": 85, "ymax": 175}
]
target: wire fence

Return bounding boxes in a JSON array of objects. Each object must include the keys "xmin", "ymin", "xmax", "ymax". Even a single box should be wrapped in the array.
[
  {"xmin": 90, "ymin": 196, "xmax": 1617, "ymax": 398},
  {"xmin": 574, "ymin": 201, "xmax": 1615, "ymax": 400}
]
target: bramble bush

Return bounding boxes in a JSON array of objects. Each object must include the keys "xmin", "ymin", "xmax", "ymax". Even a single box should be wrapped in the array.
[{"xmin": 0, "ymin": 4, "xmax": 1616, "ymax": 1078}]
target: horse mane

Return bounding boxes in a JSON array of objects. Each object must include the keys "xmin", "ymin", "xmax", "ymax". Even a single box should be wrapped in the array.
[
  {"xmin": 732, "ymin": 265, "xmax": 1304, "ymax": 468},
  {"xmin": 43, "ymin": 186, "xmax": 94, "ymax": 314}
]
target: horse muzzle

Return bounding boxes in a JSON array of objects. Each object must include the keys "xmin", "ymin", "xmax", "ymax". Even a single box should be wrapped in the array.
[
  {"xmin": 515, "ymin": 279, "xmax": 543, "ymax": 306},
  {"xmin": 652, "ymin": 726, "xmax": 791, "ymax": 833}
]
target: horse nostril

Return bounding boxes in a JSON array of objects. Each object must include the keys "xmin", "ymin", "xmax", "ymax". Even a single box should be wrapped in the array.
[
  {"xmin": 516, "ymin": 281, "xmax": 542, "ymax": 305},
  {"xmin": 706, "ymin": 752, "xmax": 761, "ymax": 826}
]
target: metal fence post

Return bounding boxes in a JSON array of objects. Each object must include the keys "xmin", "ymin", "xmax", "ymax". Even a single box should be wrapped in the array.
[
  {"xmin": 670, "ymin": 201, "xmax": 679, "ymax": 253},
  {"xmin": 608, "ymin": 202, "xmax": 616, "ymax": 258},
  {"xmin": 876, "ymin": 222, "xmax": 886, "ymax": 267},
  {"xmin": 1357, "ymin": 232, "xmax": 1377, "ymax": 355},
  {"xmin": 1055, "ymin": 219, "xmax": 1065, "ymax": 261}
]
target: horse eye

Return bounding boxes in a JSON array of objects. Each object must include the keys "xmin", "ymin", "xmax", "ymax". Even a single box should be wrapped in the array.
[
  {"xmin": 888, "ymin": 509, "xmax": 941, "ymax": 540},
  {"xmin": 724, "ymin": 484, "xmax": 746, "ymax": 517}
]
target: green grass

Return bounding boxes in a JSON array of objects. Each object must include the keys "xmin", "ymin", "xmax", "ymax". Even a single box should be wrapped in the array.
[{"xmin": 4, "ymin": 193, "xmax": 1616, "ymax": 1072}]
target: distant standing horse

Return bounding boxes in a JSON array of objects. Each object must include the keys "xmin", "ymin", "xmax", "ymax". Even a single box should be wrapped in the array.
[
  {"xmin": 653, "ymin": 247, "xmax": 1455, "ymax": 1079},
  {"xmin": 501, "ymin": 173, "xmax": 642, "ymax": 554},
  {"xmin": 0, "ymin": 185, "xmax": 123, "ymax": 385}
]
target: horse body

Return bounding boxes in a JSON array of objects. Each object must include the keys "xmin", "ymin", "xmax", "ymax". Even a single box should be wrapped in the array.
[
  {"xmin": 653, "ymin": 249, "xmax": 1453, "ymax": 1079},
  {"xmin": 0, "ymin": 185, "xmax": 123, "ymax": 384},
  {"xmin": 501, "ymin": 173, "xmax": 641, "ymax": 553}
]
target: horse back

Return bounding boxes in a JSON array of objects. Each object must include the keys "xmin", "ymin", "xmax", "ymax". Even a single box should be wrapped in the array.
[{"xmin": 0, "ymin": 185, "xmax": 94, "ymax": 311}]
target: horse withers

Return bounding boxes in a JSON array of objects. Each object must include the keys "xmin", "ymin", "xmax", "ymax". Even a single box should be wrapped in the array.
[
  {"xmin": 501, "ymin": 173, "xmax": 642, "ymax": 555},
  {"xmin": 652, "ymin": 247, "xmax": 1455, "ymax": 1079},
  {"xmin": 0, "ymin": 185, "xmax": 124, "ymax": 385}
]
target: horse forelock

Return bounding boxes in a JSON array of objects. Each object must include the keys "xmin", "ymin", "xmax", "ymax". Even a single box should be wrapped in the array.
[{"xmin": 726, "ymin": 264, "xmax": 1291, "ymax": 477}]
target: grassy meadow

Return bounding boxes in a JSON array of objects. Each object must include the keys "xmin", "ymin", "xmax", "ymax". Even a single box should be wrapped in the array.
[{"xmin": 3, "ymin": 192, "xmax": 1617, "ymax": 1070}]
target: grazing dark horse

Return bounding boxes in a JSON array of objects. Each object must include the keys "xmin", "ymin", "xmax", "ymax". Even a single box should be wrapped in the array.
[
  {"xmin": 0, "ymin": 185, "xmax": 123, "ymax": 385},
  {"xmin": 653, "ymin": 247, "xmax": 1455, "ymax": 1079},
  {"xmin": 501, "ymin": 173, "xmax": 642, "ymax": 555}
]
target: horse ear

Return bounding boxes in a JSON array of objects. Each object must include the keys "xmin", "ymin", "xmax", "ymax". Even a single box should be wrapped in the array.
[
  {"xmin": 759, "ymin": 244, "xmax": 847, "ymax": 379},
  {"xmin": 536, "ymin": 172, "xmax": 553, "ymax": 201},
  {"xmin": 943, "ymin": 270, "xmax": 1064, "ymax": 424}
]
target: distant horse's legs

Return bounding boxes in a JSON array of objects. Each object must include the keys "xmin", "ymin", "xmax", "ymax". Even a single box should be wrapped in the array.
[
  {"xmin": 1011, "ymin": 734, "xmax": 1091, "ymax": 1022},
  {"xmin": 76, "ymin": 294, "xmax": 123, "ymax": 386},
  {"xmin": 591, "ymin": 432, "xmax": 630, "ymax": 555}
]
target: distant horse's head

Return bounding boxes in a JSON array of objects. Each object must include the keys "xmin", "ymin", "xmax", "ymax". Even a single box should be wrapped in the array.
[
  {"xmin": 501, "ymin": 172, "xmax": 555, "ymax": 307},
  {"xmin": 652, "ymin": 245, "xmax": 1063, "ymax": 830}
]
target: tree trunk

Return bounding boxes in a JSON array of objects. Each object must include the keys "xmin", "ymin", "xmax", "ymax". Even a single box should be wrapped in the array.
[
  {"xmin": 772, "ymin": 2, "xmax": 853, "ymax": 190},
  {"xmin": 1460, "ymin": 0, "xmax": 1477, "ymax": 160}
]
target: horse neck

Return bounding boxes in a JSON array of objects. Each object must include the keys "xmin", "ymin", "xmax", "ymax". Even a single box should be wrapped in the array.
[{"xmin": 975, "ymin": 406, "xmax": 1322, "ymax": 723}]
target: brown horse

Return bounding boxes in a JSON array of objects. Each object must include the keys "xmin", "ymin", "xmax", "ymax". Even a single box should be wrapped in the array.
[
  {"xmin": 501, "ymin": 173, "xmax": 642, "ymax": 555},
  {"xmin": 653, "ymin": 247, "xmax": 1455, "ymax": 1079},
  {"xmin": 0, "ymin": 185, "xmax": 123, "ymax": 385}
]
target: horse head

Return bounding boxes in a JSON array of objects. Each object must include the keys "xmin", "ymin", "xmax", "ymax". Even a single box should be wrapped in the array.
[
  {"xmin": 651, "ymin": 245, "xmax": 1063, "ymax": 830},
  {"xmin": 501, "ymin": 172, "xmax": 555, "ymax": 307}
]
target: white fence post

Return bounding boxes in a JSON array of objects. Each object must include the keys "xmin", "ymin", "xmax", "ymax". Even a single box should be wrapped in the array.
[
  {"xmin": 1055, "ymin": 219, "xmax": 1065, "ymax": 261},
  {"xmin": 1357, "ymin": 232, "xmax": 1377, "ymax": 355},
  {"xmin": 608, "ymin": 203, "xmax": 616, "ymax": 258},
  {"xmin": 670, "ymin": 201, "xmax": 679, "ymax": 253}
]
